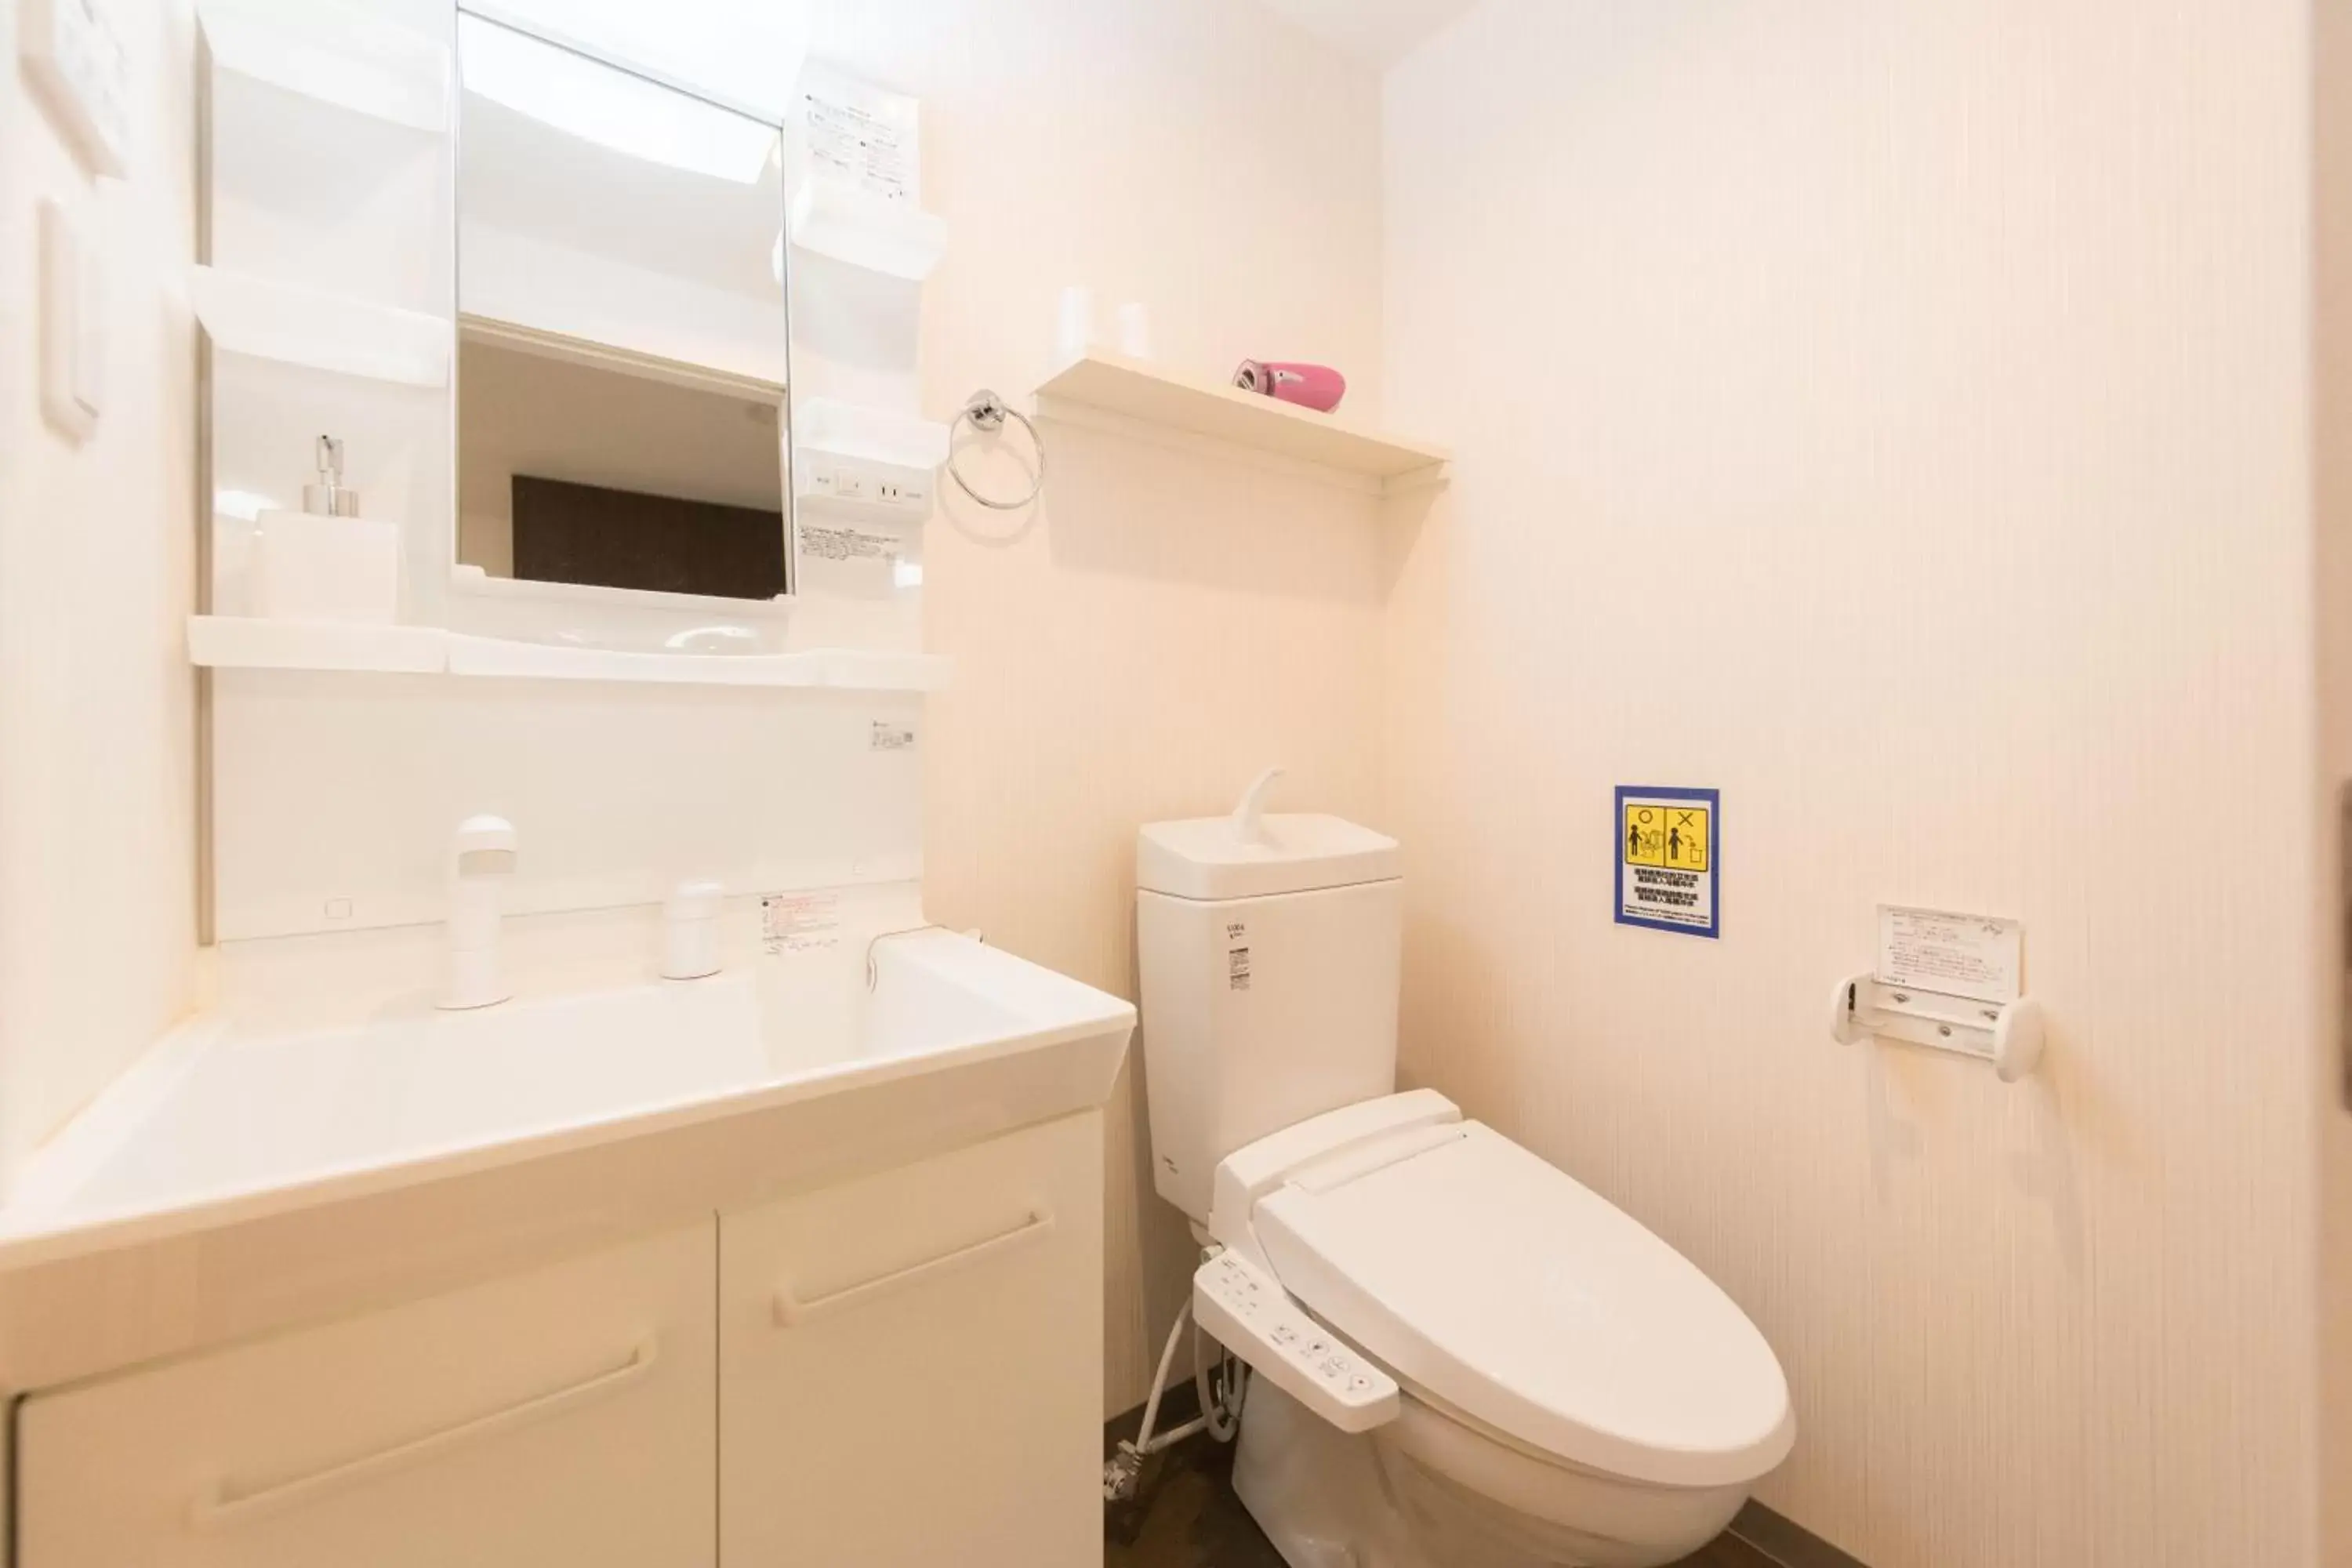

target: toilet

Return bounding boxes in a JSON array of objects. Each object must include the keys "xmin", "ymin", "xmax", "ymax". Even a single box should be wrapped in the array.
[{"xmin": 1136, "ymin": 785, "xmax": 1795, "ymax": 1568}]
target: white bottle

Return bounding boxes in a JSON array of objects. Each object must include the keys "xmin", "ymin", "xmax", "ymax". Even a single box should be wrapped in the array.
[
  {"xmin": 663, "ymin": 880, "xmax": 725, "ymax": 981},
  {"xmin": 253, "ymin": 435, "xmax": 401, "ymax": 624},
  {"xmin": 441, "ymin": 815, "xmax": 516, "ymax": 1011}
]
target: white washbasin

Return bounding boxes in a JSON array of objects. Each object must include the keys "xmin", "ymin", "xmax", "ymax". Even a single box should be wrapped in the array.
[{"xmin": 0, "ymin": 930, "xmax": 1133, "ymax": 1266}]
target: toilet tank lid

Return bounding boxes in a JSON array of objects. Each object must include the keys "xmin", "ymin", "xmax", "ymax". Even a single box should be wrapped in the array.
[{"xmin": 1138, "ymin": 813, "xmax": 1400, "ymax": 900}]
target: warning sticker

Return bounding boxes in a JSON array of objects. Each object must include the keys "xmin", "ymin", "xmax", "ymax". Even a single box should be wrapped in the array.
[
  {"xmin": 1616, "ymin": 786, "xmax": 1719, "ymax": 938},
  {"xmin": 762, "ymin": 891, "xmax": 840, "ymax": 956}
]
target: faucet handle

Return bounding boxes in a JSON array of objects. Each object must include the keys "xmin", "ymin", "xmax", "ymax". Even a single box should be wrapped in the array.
[{"xmin": 1230, "ymin": 767, "xmax": 1286, "ymax": 846}]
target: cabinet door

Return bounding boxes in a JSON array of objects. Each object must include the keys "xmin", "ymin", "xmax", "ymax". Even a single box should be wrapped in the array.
[
  {"xmin": 19, "ymin": 1220, "xmax": 717, "ymax": 1568},
  {"xmin": 720, "ymin": 1110, "xmax": 1103, "ymax": 1568}
]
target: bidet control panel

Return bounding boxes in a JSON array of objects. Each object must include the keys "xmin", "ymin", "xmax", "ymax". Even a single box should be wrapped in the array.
[{"xmin": 1193, "ymin": 1251, "xmax": 1399, "ymax": 1434}]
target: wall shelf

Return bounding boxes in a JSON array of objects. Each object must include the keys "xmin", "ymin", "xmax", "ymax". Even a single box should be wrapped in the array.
[
  {"xmin": 1034, "ymin": 350, "xmax": 1450, "ymax": 491},
  {"xmin": 193, "ymin": 267, "xmax": 453, "ymax": 388},
  {"xmin": 197, "ymin": 0, "xmax": 451, "ymax": 135},
  {"xmin": 187, "ymin": 617, "xmax": 952, "ymax": 692},
  {"xmin": 187, "ymin": 615, "xmax": 447, "ymax": 674}
]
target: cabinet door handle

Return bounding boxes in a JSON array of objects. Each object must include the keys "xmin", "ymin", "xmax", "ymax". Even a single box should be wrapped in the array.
[
  {"xmin": 773, "ymin": 1210, "xmax": 1054, "ymax": 1327},
  {"xmin": 189, "ymin": 1335, "xmax": 661, "ymax": 1531}
]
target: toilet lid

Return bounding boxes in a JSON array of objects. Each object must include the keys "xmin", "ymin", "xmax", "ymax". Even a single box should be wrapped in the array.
[{"xmin": 1253, "ymin": 1123, "xmax": 1795, "ymax": 1488}]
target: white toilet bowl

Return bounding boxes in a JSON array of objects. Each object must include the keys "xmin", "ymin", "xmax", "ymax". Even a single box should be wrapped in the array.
[
  {"xmin": 1235, "ymin": 1382, "xmax": 1750, "ymax": 1568},
  {"xmin": 1205, "ymin": 1091, "xmax": 1794, "ymax": 1568}
]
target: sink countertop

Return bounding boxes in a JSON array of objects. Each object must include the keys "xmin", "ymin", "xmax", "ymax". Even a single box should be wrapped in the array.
[{"xmin": 0, "ymin": 925, "xmax": 1134, "ymax": 1392}]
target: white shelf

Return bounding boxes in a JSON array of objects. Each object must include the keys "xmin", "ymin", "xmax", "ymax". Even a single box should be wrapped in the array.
[
  {"xmin": 198, "ymin": 0, "xmax": 451, "ymax": 135},
  {"xmin": 188, "ymin": 615, "xmax": 447, "ymax": 673},
  {"xmin": 788, "ymin": 178, "xmax": 948, "ymax": 282},
  {"xmin": 188, "ymin": 617, "xmax": 952, "ymax": 692},
  {"xmin": 1034, "ymin": 350, "xmax": 1450, "ymax": 489},
  {"xmin": 194, "ymin": 267, "xmax": 452, "ymax": 389}
]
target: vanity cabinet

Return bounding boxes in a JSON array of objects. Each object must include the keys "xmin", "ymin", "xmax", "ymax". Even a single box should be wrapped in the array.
[
  {"xmin": 10, "ymin": 1113, "xmax": 1107, "ymax": 1566},
  {"xmin": 16, "ymin": 1221, "xmax": 718, "ymax": 1568},
  {"xmin": 717, "ymin": 1110, "xmax": 1105, "ymax": 1568}
]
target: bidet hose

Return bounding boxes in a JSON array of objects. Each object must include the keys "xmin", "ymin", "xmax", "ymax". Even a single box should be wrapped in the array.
[
  {"xmin": 1132, "ymin": 1301, "xmax": 1205, "ymax": 1457},
  {"xmin": 1196, "ymin": 1320, "xmax": 1247, "ymax": 1443},
  {"xmin": 1130, "ymin": 1298, "xmax": 1250, "ymax": 1460}
]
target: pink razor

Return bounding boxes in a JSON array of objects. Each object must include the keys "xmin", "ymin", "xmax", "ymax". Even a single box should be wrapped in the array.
[{"xmin": 1234, "ymin": 361, "xmax": 1346, "ymax": 413}]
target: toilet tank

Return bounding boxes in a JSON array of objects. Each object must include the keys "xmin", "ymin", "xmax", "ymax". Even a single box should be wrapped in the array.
[{"xmin": 1135, "ymin": 809, "xmax": 1402, "ymax": 1225}]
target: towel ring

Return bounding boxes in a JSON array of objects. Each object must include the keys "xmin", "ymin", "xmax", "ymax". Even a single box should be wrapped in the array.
[{"xmin": 947, "ymin": 390, "xmax": 1047, "ymax": 511}]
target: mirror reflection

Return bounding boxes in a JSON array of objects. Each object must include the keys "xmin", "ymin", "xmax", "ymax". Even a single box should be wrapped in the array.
[{"xmin": 454, "ymin": 13, "xmax": 793, "ymax": 604}]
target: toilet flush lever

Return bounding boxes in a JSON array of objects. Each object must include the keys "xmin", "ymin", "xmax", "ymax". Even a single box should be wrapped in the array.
[{"xmin": 1231, "ymin": 767, "xmax": 1286, "ymax": 846}]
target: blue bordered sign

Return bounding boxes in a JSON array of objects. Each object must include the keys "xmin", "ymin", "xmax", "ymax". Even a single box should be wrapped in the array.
[{"xmin": 1615, "ymin": 786, "xmax": 1719, "ymax": 938}]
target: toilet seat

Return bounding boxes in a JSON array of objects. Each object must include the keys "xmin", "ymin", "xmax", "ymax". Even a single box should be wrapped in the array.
[{"xmin": 1250, "ymin": 1120, "xmax": 1794, "ymax": 1490}]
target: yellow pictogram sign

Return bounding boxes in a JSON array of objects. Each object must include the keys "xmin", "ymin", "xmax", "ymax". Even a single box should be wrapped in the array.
[
  {"xmin": 1621, "ymin": 804, "xmax": 1709, "ymax": 871},
  {"xmin": 1664, "ymin": 804, "xmax": 1708, "ymax": 872},
  {"xmin": 1617, "ymin": 786, "xmax": 1719, "ymax": 938},
  {"xmin": 1624, "ymin": 804, "xmax": 1664, "ymax": 867}
]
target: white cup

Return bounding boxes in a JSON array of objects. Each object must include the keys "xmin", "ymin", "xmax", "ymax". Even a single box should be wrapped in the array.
[
  {"xmin": 1055, "ymin": 285, "xmax": 1097, "ymax": 365},
  {"xmin": 1116, "ymin": 301, "xmax": 1153, "ymax": 360}
]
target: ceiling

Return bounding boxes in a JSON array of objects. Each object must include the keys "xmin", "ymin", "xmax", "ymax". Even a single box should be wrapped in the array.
[{"xmin": 1252, "ymin": 0, "xmax": 1483, "ymax": 67}]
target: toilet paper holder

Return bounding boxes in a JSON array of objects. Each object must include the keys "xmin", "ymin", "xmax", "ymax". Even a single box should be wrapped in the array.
[{"xmin": 1831, "ymin": 973, "xmax": 2045, "ymax": 1083}]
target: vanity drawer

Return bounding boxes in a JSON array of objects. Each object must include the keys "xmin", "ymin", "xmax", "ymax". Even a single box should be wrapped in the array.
[
  {"xmin": 17, "ymin": 1220, "xmax": 717, "ymax": 1568},
  {"xmin": 719, "ymin": 1109, "xmax": 1104, "ymax": 1568}
]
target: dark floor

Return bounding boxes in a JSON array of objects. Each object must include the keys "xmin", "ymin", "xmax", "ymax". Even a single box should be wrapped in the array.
[{"xmin": 1105, "ymin": 1431, "xmax": 1776, "ymax": 1568}]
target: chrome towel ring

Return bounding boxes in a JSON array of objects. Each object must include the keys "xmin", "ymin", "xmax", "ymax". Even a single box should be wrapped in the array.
[{"xmin": 946, "ymin": 389, "xmax": 1047, "ymax": 510}]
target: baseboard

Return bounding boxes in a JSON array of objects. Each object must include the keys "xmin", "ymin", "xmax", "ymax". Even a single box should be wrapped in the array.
[{"xmin": 1724, "ymin": 1501, "xmax": 1871, "ymax": 1568}]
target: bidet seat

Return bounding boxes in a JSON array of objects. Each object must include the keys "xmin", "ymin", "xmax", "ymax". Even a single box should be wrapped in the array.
[{"xmin": 1248, "ymin": 1111, "xmax": 1795, "ymax": 1490}]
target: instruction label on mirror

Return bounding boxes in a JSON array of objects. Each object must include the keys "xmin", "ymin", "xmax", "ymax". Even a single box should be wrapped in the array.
[
  {"xmin": 1875, "ymin": 906, "xmax": 2020, "ymax": 1004},
  {"xmin": 763, "ymin": 891, "xmax": 840, "ymax": 956},
  {"xmin": 800, "ymin": 69, "xmax": 917, "ymax": 205},
  {"xmin": 1615, "ymin": 786, "xmax": 1719, "ymax": 938},
  {"xmin": 799, "ymin": 524, "xmax": 900, "ymax": 563}
]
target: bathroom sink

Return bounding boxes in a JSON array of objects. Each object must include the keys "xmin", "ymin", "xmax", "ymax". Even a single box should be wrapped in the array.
[{"xmin": 0, "ymin": 930, "xmax": 1133, "ymax": 1269}]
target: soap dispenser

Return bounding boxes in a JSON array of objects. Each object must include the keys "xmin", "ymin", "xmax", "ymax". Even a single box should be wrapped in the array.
[{"xmin": 252, "ymin": 435, "xmax": 401, "ymax": 624}]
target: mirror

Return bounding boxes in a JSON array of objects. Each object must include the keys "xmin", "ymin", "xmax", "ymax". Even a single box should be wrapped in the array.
[{"xmin": 453, "ymin": 11, "xmax": 795, "ymax": 607}]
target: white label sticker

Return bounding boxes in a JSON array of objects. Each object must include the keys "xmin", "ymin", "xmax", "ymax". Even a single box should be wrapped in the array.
[
  {"xmin": 869, "ymin": 720, "xmax": 916, "ymax": 751},
  {"xmin": 1875, "ymin": 906, "xmax": 2021, "ymax": 1005},
  {"xmin": 800, "ymin": 76, "xmax": 916, "ymax": 205},
  {"xmin": 763, "ymin": 891, "xmax": 840, "ymax": 956},
  {"xmin": 1225, "ymin": 920, "xmax": 1250, "ymax": 991},
  {"xmin": 800, "ymin": 524, "xmax": 900, "ymax": 563}
]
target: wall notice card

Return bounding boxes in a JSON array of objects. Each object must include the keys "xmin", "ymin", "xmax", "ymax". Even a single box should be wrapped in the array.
[
  {"xmin": 1875, "ymin": 906, "xmax": 2021, "ymax": 1004},
  {"xmin": 1615, "ymin": 786, "xmax": 1719, "ymax": 938}
]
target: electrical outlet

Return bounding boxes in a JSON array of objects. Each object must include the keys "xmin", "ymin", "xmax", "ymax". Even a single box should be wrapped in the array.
[{"xmin": 797, "ymin": 450, "xmax": 934, "ymax": 521}]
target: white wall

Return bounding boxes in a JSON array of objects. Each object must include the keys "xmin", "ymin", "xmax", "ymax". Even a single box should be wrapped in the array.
[
  {"xmin": 0, "ymin": 0, "xmax": 201, "ymax": 1192},
  {"xmin": 793, "ymin": 0, "xmax": 1388, "ymax": 1414},
  {"xmin": 1384, "ymin": 2, "xmax": 2318, "ymax": 1564}
]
